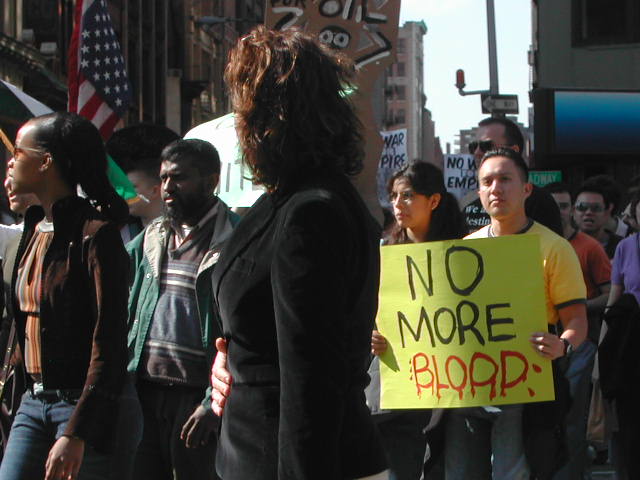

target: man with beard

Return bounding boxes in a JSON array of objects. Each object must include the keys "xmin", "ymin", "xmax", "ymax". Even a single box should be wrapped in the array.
[{"xmin": 126, "ymin": 139, "xmax": 238, "ymax": 479}]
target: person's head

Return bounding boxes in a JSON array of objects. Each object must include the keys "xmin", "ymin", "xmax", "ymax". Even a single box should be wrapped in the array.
[
  {"xmin": 106, "ymin": 123, "xmax": 180, "ymax": 172},
  {"xmin": 573, "ymin": 182, "xmax": 610, "ymax": 236},
  {"xmin": 127, "ymin": 158, "xmax": 162, "ymax": 222},
  {"xmin": 9, "ymin": 112, "xmax": 128, "ymax": 224},
  {"xmin": 225, "ymin": 26, "xmax": 363, "ymax": 193},
  {"xmin": 627, "ymin": 190, "xmax": 640, "ymax": 232},
  {"xmin": 3, "ymin": 176, "xmax": 39, "ymax": 217},
  {"xmin": 159, "ymin": 139, "xmax": 220, "ymax": 225},
  {"xmin": 544, "ymin": 182, "xmax": 573, "ymax": 230},
  {"xmin": 387, "ymin": 161, "xmax": 467, "ymax": 244},
  {"xmin": 106, "ymin": 124, "xmax": 180, "ymax": 223},
  {"xmin": 469, "ymin": 117, "xmax": 525, "ymax": 164},
  {"xmin": 477, "ymin": 148, "xmax": 531, "ymax": 222}
]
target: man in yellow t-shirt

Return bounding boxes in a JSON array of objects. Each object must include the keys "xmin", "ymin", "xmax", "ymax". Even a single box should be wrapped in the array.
[{"xmin": 445, "ymin": 148, "xmax": 587, "ymax": 480}]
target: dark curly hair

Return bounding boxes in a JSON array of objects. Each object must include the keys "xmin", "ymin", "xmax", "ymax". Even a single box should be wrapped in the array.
[
  {"xmin": 225, "ymin": 26, "xmax": 363, "ymax": 192},
  {"xmin": 385, "ymin": 161, "xmax": 468, "ymax": 244}
]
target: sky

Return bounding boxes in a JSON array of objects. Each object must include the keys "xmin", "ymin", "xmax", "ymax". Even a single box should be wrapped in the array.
[{"xmin": 398, "ymin": 0, "xmax": 532, "ymax": 151}]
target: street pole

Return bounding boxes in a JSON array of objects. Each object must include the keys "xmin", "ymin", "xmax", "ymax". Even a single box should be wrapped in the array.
[{"xmin": 486, "ymin": 0, "xmax": 499, "ymax": 95}]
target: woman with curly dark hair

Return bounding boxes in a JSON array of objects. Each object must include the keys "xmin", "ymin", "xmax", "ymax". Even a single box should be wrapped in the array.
[
  {"xmin": 0, "ymin": 112, "xmax": 129, "ymax": 480},
  {"xmin": 209, "ymin": 26, "xmax": 388, "ymax": 480}
]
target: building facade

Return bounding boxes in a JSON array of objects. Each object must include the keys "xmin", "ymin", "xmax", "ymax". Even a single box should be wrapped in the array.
[
  {"xmin": 0, "ymin": 0, "xmax": 263, "ymax": 139},
  {"xmin": 530, "ymin": 0, "xmax": 640, "ymax": 187},
  {"xmin": 382, "ymin": 20, "xmax": 440, "ymax": 167}
]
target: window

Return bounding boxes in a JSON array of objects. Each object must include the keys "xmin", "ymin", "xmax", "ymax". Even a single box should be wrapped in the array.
[
  {"xmin": 396, "ymin": 109, "xmax": 405, "ymax": 124},
  {"xmin": 397, "ymin": 38, "xmax": 406, "ymax": 54},
  {"xmin": 573, "ymin": 0, "xmax": 640, "ymax": 46},
  {"xmin": 396, "ymin": 85, "xmax": 406, "ymax": 100},
  {"xmin": 396, "ymin": 62, "xmax": 405, "ymax": 77}
]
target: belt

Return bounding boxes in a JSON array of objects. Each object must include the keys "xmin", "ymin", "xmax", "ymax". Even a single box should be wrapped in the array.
[{"xmin": 31, "ymin": 382, "xmax": 83, "ymax": 403}]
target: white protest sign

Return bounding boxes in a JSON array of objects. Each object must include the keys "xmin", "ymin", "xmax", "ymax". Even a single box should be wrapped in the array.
[
  {"xmin": 378, "ymin": 128, "xmax": 408, "ymax": 208},
  {"xmin": 444, "ymin": 154, "xmax": 478, "ymax": 201}
]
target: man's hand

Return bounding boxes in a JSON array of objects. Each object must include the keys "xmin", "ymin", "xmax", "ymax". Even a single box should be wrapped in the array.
[
  {"xmin": 180, "ymin": 405, "xmax": 217, "ymax": 448},
  {"xmin": 45, "ymin": 436, "xmax": 84, "ymax": 480},
  {"xmin": 211, "ymin": 337, "xmax": 232, "ymax": 417},
  {"xmin": 371, "ymin": 330, "xmax": 388, "ymax": 356},
  {"xmin": 530, "ymin": 331, "xmax": 565, "ymax": 360}
]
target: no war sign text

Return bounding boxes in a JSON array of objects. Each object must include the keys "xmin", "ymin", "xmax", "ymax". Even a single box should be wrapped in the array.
[{"xmin": 377, "ymin": 235, "xmax": 555, "ymax": 409}]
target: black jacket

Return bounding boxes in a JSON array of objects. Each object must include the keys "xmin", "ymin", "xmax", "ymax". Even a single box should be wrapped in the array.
[
  {"xmin": 212, "ymin": 174, "xmax": 387, "ymax": 480},
  {"xmin": 7, "ymin": 197, "xmax": 129, "ymax": 452}
]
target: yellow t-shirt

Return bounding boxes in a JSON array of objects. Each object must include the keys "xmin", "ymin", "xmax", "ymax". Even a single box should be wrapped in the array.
[{"xmin": 466, "ymin": 221, "xmax": 586, "ymax": 325}]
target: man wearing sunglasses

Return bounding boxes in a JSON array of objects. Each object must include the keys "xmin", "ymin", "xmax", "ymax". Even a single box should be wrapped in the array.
[
  {"xmin": 462, "ymin": 117, "xmax": 563, "ymax": 236},
  {"xmin": 573, "ymin": 181, "xmax": 622, "ymax": 259}
]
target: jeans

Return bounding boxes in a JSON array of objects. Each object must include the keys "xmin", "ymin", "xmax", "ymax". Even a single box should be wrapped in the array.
[
  {"xmin": 0, "ymin": 391, "xmax": 110, "ymax": 480},
  {"xmin": 552, "ymin": 340, "xmax": 596, "ymax": 480},
  {"xmin": 110, "ymin": 376, "xmax": 143, "ymax": 480},
  {"xmin": 445, "ymin": 405, "xmax": 529, "ymax": 480},
  {"xmin": 374, "ymin": 411, "xmax": 430, "ymax": 480}
]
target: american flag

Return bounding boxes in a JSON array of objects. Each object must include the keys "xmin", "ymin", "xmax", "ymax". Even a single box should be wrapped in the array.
[{"xmin": 68, "ymin": 0, "xmax": 131, "ymax": 139}]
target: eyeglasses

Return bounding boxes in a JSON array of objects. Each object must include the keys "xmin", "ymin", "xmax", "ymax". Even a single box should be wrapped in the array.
[
  {"xmin": 389, "ymin": 190, "xmax": 415, "ymax": 204},
  {"xmin": 13, "ymin": 145, "xmax": 47, "ymax": 157},
  {"xmin": 575, "ymin": 202, "xmax": 605, "ymax": 213},
  {"xmin": 555, "ymin": 202, "xmax": 571, "ymax": 210}
]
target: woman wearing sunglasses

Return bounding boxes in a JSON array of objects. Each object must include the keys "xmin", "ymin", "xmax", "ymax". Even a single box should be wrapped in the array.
[
  {"xmin": 0, "ymin": 112, "xmax": 129, "ymax": 480},
  {"xmin": 369, "ymin": 161, "xmax": 467, "ymax": 480}
]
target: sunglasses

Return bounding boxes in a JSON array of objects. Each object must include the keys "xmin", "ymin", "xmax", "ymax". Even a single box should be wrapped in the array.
[
  {"xmin": 13, "ymin": 145, "xmax": 47, "ymax": 157},
  {"xmin": 468, "ymin": 140, "xmax": 496, "ymax": 154},
  {"xmin": 575, "ymin": 202, "xmax": 605, "ymax": 213}
]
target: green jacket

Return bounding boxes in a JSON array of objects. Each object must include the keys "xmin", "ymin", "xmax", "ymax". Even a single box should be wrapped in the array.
[{"xmin": 126, "ymin": 200, "xmax": 238, "ymax": 408}]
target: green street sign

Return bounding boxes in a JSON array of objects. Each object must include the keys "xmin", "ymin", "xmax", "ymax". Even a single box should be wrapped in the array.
[{"xmin": 529, "ymin": 170, "xmax": 562, "ymax": 187}]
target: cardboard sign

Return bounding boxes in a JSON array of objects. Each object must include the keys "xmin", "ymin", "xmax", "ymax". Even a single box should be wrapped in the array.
[
  {"xmin": 377, "ymin": 235, "xmax": 555, "ymax": 409},
  {"xmin": 184, "ymin": 113, "xmax": 264, "ymax": 208},
  {"xmin": 378, "ymin": 128, "xmax": 408, "ymax": 208},
  {"xmin": 444, "ymin": 154, "xmax": 477, "ymax": 201}
]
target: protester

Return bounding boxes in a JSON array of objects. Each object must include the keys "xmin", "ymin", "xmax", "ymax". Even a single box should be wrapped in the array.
[
  {"xmin": 574, "ymin": 179, "xmax": 622, "ymax": 259},
  {"xmin": 210, "ymin": 26, "xmax": 387, "ymax": 480},
  {"xmin": 583, "ymin": 175, "xmax": 630, "ymax": 238},
  {"xmin": 446, "ymin": 148, "xmax": 586, "ymax": 480},
  {"xmin": 0, "ymin": 178, "xmax": 39, "ymax": 461},
  {"xmin": 127, "ymin": 138, "xmax": 237, "ymax": 480},
  {"xmin": 602, "ymin": 189, "xmax": 640, "ymax": 479},
  {"xmin": 106, "ymin": 124, "xmax": 179, "ymax": 227},
  {"xmin": 368, "ymin": 161, "xmax": 466, "ymax": 480},
  {"xmin": 461, "ymin": 117, "xmax": 562, "ymax": 236},
  {"xmin": 545, "ymin": 182, "xmax": 610, "ymax": 479},
  {"xmin": 0, "ymin": 112, "xmax": 129, "ymax": 480}
]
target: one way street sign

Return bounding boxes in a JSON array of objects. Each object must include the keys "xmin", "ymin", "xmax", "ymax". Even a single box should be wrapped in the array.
[{"xmin": 481, "ymin": 94, "xmax": 519, "ymax": 114}]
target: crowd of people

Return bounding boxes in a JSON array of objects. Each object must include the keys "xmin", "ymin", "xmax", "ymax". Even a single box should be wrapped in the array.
[{"xmin": 0, "ymin": 26, "xmax": 637, "ymax": 480}]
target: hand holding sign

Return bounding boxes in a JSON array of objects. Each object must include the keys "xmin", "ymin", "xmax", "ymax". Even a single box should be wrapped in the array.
[{"xmin": 377, "ymin": 235, "xmax": 555, "ymax": 409}]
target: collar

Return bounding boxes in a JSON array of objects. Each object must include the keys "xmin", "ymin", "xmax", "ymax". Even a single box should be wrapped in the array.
[
  {"xmin": 488, "ymin": 218, "xmax": 534, "ymax": 237},
  {"xmin": 165, "ymin": 200, "xmax": 219, "ymax": 246}
]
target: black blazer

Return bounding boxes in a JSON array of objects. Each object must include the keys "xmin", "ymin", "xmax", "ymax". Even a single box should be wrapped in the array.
[{"xmin": 212, "ymin": 174, "xmax": 387, "ymax": 480}]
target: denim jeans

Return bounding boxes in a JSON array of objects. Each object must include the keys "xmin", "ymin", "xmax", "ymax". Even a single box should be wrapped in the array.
[
  {"xmin": 445, "ymin": 405, "xmax": 529, "ymax": 480},
  {"xmin": 552, "ymin": 340, "xmax": 596, "ymax": 480},
  {"xmin": 374, "ymin": 411, "xmax": 430, "ymax": 480},
  {"xmin": 0, "ymin": 391, "xmax": 111, "ymax": 480}
]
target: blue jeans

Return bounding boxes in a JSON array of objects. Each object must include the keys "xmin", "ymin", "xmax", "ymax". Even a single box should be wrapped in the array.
[
  {"xmin": 0, "ymin": 392, "xmax": 110, "ymax": 480},
  {"xmin": 552, "ymin": 340, "xmax": 596, "ymax": 480},
  {"xmin": 445, "ymin": 405, "xmax": 529, "ymax": 480}
]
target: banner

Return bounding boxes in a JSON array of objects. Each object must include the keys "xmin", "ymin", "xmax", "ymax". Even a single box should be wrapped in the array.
[
  {"xmin": 378, "ymin": 128, "xmax": 408, "ymax": 208},
  {"xmin": 444, "ymin": 154, "xmax": 477, "ymax": 201},
  {"xmin": 377, "ymin": 235, "xmax": 554, "ymax": 409}
]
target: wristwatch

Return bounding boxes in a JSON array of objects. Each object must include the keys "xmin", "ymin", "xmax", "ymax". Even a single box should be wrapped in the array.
[{"xmin": 561, "ymin": 338, "xmax": 574, "ymax": 357}]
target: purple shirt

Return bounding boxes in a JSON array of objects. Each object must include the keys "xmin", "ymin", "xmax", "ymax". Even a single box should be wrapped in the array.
[{"xmin": 612, "ymin": 233, "xmax": 640, "ymax": 304}]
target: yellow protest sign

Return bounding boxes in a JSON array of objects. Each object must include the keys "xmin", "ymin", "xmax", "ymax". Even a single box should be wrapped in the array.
[{"xmin": 378, "ymin": 235, "xmax": 554, "ymax": 409}]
